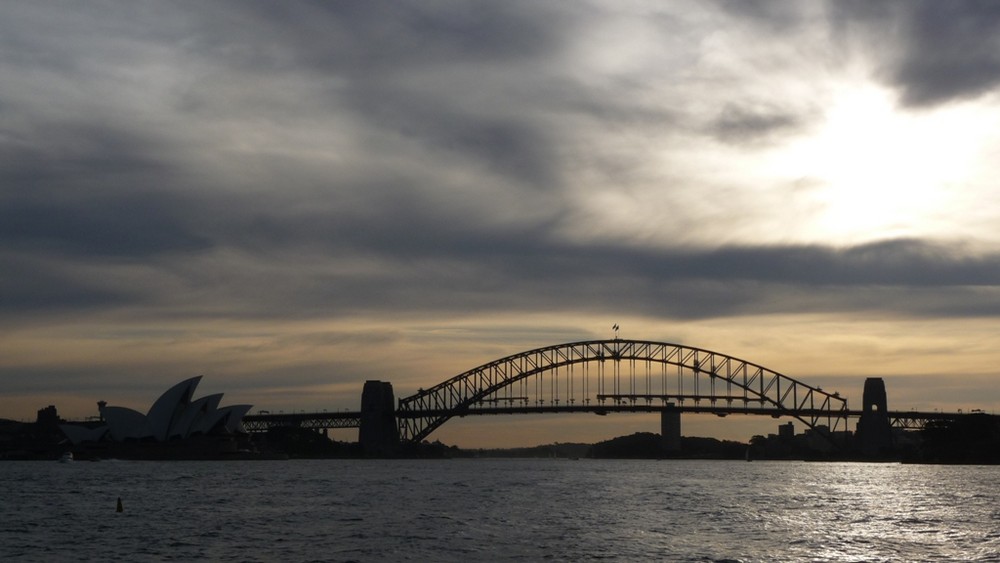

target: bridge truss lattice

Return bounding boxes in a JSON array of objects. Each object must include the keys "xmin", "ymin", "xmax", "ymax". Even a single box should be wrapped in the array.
[{"xmin": 396, "ymin": 339, "xmax": 849, "ymax": 443}]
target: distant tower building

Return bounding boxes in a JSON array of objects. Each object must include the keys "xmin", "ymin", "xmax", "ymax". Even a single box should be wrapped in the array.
[
  {"xmin": 856, "ymin": 377, "xmax": 894, "ymax": 457},
  {"xmin": 36, "ymin": 405, "xmax": 61, "ymax": 427},
  {"xmin": 778, "ymin": 421, "xmax": 794, "ymax": 439}
]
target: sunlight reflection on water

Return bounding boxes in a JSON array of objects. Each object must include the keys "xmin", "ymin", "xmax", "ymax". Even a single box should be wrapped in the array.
[{"xmin": 1, "ymin": 459, "xmax": 999, "ymax": 562}]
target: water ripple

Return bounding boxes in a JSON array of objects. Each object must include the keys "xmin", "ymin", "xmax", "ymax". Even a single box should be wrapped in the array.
[{"xmin": 1, "ymin": 459, "xmax": 999, "ymax": 561}]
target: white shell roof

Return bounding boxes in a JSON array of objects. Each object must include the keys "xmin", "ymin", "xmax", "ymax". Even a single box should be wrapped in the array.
[{"xmin": 60, "ymin": 376, "xmax": 251, "ymax": 444}]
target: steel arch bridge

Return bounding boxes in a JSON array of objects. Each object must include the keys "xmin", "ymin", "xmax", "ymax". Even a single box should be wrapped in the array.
[{"xmin": 396, "ymin": 339, "xmax": 849, "ymax": 443}]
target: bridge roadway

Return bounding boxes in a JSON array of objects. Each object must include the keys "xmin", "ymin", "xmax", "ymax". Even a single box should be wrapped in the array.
[{"xmin": 241, "ymin": 404, "xmax": 961, "ymax": 433}]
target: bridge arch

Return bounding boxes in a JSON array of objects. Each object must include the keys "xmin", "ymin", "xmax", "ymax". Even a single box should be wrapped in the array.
[{"xmin": 396, "ymin": 339, "xmax": 848, "ymax": 443}]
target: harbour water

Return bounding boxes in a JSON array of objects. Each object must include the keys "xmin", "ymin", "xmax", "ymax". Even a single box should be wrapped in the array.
[{"xmin": 2, "ymin": 458, "xmax": 999, "ymax": 562}]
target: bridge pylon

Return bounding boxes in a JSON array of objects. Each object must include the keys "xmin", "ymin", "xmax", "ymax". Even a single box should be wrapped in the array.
[
  {"xmin": 661, "ymin": 404, "xmax": 681, "ymax": 452},
  {"xmin": 359, "ymin": 380, "xmax": 399, "ymax": 455},
  {"xmin": 856, "ymin": 377, "xmax": 894, "ymax": 457}
]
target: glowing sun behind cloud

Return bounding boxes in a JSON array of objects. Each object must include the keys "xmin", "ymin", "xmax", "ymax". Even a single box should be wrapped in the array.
[{"xmin": 776, "ymin": 84, "xmax": 989, "ymax": 244}]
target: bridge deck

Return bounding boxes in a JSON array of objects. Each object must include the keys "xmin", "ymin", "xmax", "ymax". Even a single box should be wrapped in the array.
[
  {"xmin": 242, "ymin": 411, "xmax": 361, "ymax": 433},
  {"xmin": 242, "ymin": 407, "xmax": 963, "ymax": 432}
]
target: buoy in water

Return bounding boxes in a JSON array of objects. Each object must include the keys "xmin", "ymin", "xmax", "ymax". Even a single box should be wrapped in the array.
[{"xmin": 116, "ymin": 497, "xmax": 123, "ymax": 513}]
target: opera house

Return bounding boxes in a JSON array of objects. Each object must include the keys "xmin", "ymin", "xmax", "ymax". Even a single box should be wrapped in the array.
[{"xmin": 59, "ymin": 376, "xmax": 257, "ymax": 459}]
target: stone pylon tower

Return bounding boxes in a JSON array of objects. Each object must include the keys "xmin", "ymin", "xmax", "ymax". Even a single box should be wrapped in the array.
[
  {"xmin": 856, "ymin": 377, "xmax": 894, "ymax": 457},
  {"xmin": 359, "ymin": 380, "xmax": 399, "ymax": 456}
]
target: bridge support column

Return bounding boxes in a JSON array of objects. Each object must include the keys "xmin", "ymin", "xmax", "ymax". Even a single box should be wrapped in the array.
[
  {"xmin": 360, "ymin": 380, "xmax": 399, "ymax": 456},
  {"xmin": 661, "ymin": 404, "xmax": 681, "ymax": 453},
  {"xmin": 856, "ymin": 377, "xmax": 894, "ymax": 458}
]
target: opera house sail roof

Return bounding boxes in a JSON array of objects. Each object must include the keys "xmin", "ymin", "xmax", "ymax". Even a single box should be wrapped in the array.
[
  {"xmin": 60, "ymin": 376, "xmax": 253, "ymax": 446},
  {"xmin": 146, "ymin": 376, "xmax": 202, "ymax": 441}
]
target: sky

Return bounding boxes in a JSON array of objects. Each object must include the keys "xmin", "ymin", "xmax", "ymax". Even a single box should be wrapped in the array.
[{"xmin": 3, "ymin": 1, "xmax": 1000, "ymax": 448}]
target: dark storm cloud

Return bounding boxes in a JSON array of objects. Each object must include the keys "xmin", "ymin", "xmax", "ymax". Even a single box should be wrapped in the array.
[
  {"xmin": 1, "ymin": 0, "xmax": 575, "ymax": 188},
  {"xmin": 350, "ymin": 93, "xmax": 560, "ymax": 189},
  {"xmin": 0, "ymin": 119, "xmax": 168, "ymax": 187},
  {"xmin": 827, "ymin": 0, "xmax": 1000, "ymax": 107},
  {"xmin": 262, "ymin": 192, "xmax": 999, "ymax": 295},
  {"xmin": 461, "ymin": 238, "xmax": 1000, "ymax": 319},
  {"xmin": 655, "ymin": 239, "xmax": 1000, "ymax": 287},
  {"xmin": 712, "ymin": 0, "xmax": 815, "ymax": 30},
  {"xmin": 0, "ymin": 120, "xmax": 210, "ymax": 259},
  {"xmin": 713, "ymin": 0, "xmax": 1000, "ymax": 108},
  {"xmin": 0, "ymin": 253, "xmax": 133, "ymax": 314},
  {"xmin": 708, "ymin": 103, "xmax": 808, "ymax": 145},
  {"xmin": 67, "ymin": 200, "xmax": 1000, "ymax": 322},
  {"xmin": 189, "ymin": 1, "xmax": 563, "ymax": 72},
  {"xmin": 890, "ymin": 1, "xmax": 1000, "ymax": 107},
  {"xmin": 0, "ymin": 190, "xmax": 209, "ymax": 258},
  {"xmin": 195, "ymin": 1, "xmax": 570, "ymax": 189}
]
